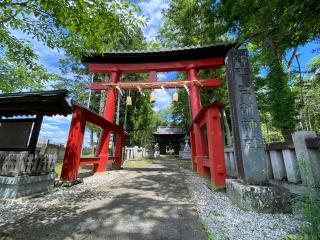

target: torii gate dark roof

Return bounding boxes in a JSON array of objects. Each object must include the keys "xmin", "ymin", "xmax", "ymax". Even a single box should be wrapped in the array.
[
  {"xmin": 82, "ymin": 44, "xmax": 235, "ymax": 64},
  {"xmin": 0, "ymin": 90, "xmax": 72, "ymax": 117}
]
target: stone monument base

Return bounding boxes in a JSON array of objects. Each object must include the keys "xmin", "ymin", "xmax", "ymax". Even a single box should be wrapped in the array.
[
  {"xmin": 0, "ymin": 173, "xmax": 56, "ymax": 199},
  {"xmin": 226, "ymin": 179, "xmax": 291, "ymax": 213},
  {"xmin": 147, "ymin": 150, "xmax": 155, "ymax": 159},
  {"xmin": 182, "ymin": 151, "xmax": 191, "ymax": 160}
]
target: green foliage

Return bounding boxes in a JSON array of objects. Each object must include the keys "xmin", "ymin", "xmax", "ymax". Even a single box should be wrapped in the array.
[
  {"xmin": 158, "ymin": 0, "xmax": 229, "ymax": 47},
  {"xmin": 216, "ymin": 0, "xmax": 320, "ymax": 137},
  {"xmin": 0, "ymin": 55, "xmax": 59, "ymax": 92},
  {"xmin": 119, "ymin": 90, "xmax": 155, "ymax": 147},
  {"xmin": 0, "ymin": 28, "xmax": 60, "ymax": 92},
  {"xmin": 0, "ymin": 0, "xmax": 146, "ymax": 92},
  {"xmin": 266, "ymin": 61, "xmax": 297, "ymax": 138},
  {"xmin": 160, "ymin": 0, "xmax": 320, "ymax": 139},
  {"xmin": 1, "ymin": 0, "xmax": 145, "ymax": 57},
  {"xmin": 216, "ymin": 0, "xmax": 320, "ymax": 52},
  {"xmin": 172, "ymin": 88, "xmax": 190, "ymax": 130},
  {"xmin": 202, "ymin": 219, "xmax": 214, "ymax": 240},
  {"xmin": 290, "ymin": 55, "xmax": 320, "ymax": 133},
  {"xmin": 292, "ymin": 157, "xmax": 320, "ymax": 239}
]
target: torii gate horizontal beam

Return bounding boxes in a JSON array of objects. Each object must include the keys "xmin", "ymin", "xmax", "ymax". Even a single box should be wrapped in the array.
[
  {"xmin": 90, "ymin": 78, "xmax": 221, "ymax": 90},
  {"xmin": 86, "ymin": 58, "xmax": 225, "ymax": 73}
]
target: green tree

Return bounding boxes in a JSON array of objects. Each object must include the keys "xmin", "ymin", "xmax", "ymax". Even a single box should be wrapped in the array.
[
  {"xmin": 160, "ymin": 0, "xmax": 320, "ymax": 140},
  {"xmin": 0, "ymin": 0, "xmax": 145, "ymax": 92},
  {"xmin": 215, "ymin": 0, "xmax": 320, "ymax": 138}
]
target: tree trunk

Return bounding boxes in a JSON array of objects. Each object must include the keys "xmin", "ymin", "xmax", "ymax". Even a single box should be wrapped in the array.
[
  {"xmin": 90, "ymin": 129, "xmax": 95, "ymax": 155},
  {"xmin": 222, "ymin": 109, "xmax": 232, "ymax": 146}
]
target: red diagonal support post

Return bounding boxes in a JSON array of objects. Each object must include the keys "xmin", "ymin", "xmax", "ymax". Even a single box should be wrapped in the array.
[
  {"xmin": 95, "ymin": 70, "xmax": 120, "ymax": 172},
  {"xmin": 61, "ymin": 102, "xmax": 125, "ymax": 182},
  {"xmin": 206, "ymin": 105, "xmax": 226, "ymax": 187},
  {"xmin": 60, "ymin": 109, "xmax": 86, "ymax": 181}
]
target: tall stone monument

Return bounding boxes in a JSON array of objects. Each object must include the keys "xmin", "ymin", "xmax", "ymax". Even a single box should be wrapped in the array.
[
  {"xmin": 226, "ymin": 49, "xmax": 268, "ymax": 184},
  {"xmin": 225, "ymin": 49, "xmax": 291, "ymax": 213}
]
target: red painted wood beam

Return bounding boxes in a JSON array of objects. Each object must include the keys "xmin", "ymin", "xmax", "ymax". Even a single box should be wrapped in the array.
[
  {"xmin": 80, "ymin": 157, "xmax": 100, "ymax": 165},
  {"xmin": 90, "ymin": 78, "xmax": 221, "ymax": 90},
  {"xmin": 86, "ymin": 57, "xmax": 225, "ymax": 73},
  {"xmin": 72, "ymin": 102, "xmax": 125, "ymax": 135}
]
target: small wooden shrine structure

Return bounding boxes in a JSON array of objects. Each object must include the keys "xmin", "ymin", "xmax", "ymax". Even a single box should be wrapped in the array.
[
  {"xmin": 0, "ymin": 90, "xmax": 71, "ymax": 198},
  {"xmin": 0, "ymin": 90, "xmax": 71, "ymax": 155},
  {"xmin": 153, "ymin": 126, "xmax": 185, "ymax": 155}
]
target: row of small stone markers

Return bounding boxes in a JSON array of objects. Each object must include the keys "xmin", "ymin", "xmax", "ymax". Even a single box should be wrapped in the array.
[
  {"xmin": 0, "ymin": 151, "xmax": 57, "ymax": 198},
  {"xmin": 0, "ymin": 151, "xmax": 57, "ymax": 176}
]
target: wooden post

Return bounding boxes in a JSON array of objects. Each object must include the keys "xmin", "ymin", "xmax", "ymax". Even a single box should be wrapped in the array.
[
  {"xmin": 28, "ymin": 114, "xmax": 43, "ymax": 154},
  {"xmin": 60, "ymin": 109, "xmax": 86, "ymax": 181},
  {"xmin": 187, "ymin": 67, "xmax": 205, "ymax": 175},
  {"xmin": 114, "ymin": 134, "xmax": 125, "ymax": 169}
]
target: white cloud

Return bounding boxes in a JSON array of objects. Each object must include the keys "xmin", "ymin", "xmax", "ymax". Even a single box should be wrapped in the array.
[
  {"xmin": 39, "ymin": 115, "xmax": 96, "ymax": 147},
  {"xmin": 153, "ymin": 88, "xmax": 173, "ymax": 110},
  {"xmin": 138, "ymin": 0, "xmax": 169, "ymax": 42},
  {"xmin": 39, "ymin": 116, "xmax": 72, "ymax": 144},
  {"xmin": 45, "ymin": 115, "xmax": 72, "ymax": 125}
]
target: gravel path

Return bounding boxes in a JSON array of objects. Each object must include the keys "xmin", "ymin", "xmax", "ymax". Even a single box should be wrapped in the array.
[
  {"xmin": 0, "ymin": 159, "xmax": 206, "ymax": 240},
  {"xmin": 0, "ymin": 171, "xmax": 121, "ymax": 223},
  {"xmin": 180, "ymin": 168, "xmax": 304, "ymax": 240}
]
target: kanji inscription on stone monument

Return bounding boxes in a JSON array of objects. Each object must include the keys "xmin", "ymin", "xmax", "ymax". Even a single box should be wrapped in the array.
[{"xmin": 226, "ymin": 49, "xmax": 268, "ymax": 184}]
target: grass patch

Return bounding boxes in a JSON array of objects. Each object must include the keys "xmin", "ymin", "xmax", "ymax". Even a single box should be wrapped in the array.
[
  {"xmin": 175, "ymin": 158, "xmax": 192, "ymax": 170},
  {"xmin": 287, "ymin": 157, "xmax": 320, "ymax": 240},
  {"xmin": 54, "ymin": 162, "xmax": 63, "ymax": 177},
  {"xmin": 202, "ymin": 219, "xmax": 214, "ymax": 240},
  {"xmin": 122, "ymin": 158, "xmax": 153, "ymax": 168}
]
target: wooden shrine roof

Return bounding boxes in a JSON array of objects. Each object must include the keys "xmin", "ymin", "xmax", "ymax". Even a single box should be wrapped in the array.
[
  {"xmin": 82, "ymin": 44, "xmax": 235, "ymax": 64},
  {"xmin": 0, "ymin": 90, "xmax": 72, "ymax": 117},
  {"xmin": 153, "ymin": 126, "xmax": 185, "ymax": 135}
]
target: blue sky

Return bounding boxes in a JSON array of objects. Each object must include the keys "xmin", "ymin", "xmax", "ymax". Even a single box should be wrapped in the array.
[{"xmin": 9, "ymin": 0, "xmax": 318, "ymax": 145}]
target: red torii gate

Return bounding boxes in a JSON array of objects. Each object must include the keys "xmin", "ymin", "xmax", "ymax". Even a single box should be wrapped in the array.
[{"xmin": 61, "ymin": 44, "xmax": 234, "ymax": 187}]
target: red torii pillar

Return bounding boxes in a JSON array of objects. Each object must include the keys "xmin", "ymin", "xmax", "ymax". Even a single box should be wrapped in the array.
[
  {"xmin": 94, "ymin": 70, "xmax": 120, "ymax": 172},
  {"xmin": 188, "ymin": 68, "xmax": 207, "ymax": 176},
  {"xmin": 188, "ymin": 67, "xmax": 226, "ymax": 187}
]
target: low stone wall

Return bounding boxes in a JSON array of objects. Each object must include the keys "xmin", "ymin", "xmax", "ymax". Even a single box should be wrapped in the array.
[
  {"xmin": 123, "ymin": 146, "xmax": 147, "ymax": 160},
  {"xmin": 0, "ymin": 173, "xmax": 56, "ymax": 198},
  {"xmin": 37, "ymin": 141, "xmax": 65, "ymax": 160},
  {"xmin": 224, "ymin": 131, "xmax": 320, "ymax": 187}
]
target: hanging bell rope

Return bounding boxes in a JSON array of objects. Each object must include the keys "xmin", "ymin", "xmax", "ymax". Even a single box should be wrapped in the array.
[
  {"xmin": 150, "ymin": 91, "xmax": 156, "ymax": 103},
  {"xmin": 161, "ymin": 86, "xmax": 167, "ymax": 95},
  {"xmin": 116, "ymin": 86, "xmax": 123, "ymax": 96},
  {"xmin": 183, "ymin": 84, "xmax": 190, "ymax": 95},
  {"xmin": 137, "ymin": 87, "xmax": 145, "ymax": 96}
]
